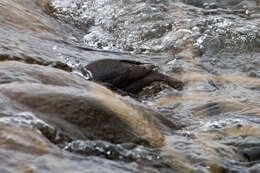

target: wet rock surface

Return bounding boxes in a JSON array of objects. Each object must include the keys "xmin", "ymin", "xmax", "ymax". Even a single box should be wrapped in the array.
[
  {"xmin": 0, "ymin": 123, "xmax": 148, "ymax": 173},
  {"xmin": 0, "ymin": 61, "xmax": 169, "ymax": 148},
  {"xmin": 65, "ymin": 140, "xmax": 160, "ymax": 162}
]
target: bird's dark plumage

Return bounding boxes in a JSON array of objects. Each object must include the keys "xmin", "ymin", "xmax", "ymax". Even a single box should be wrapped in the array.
[{"xmin": 84, "ymin": 59, "xmax": 184, "ymax": 94}]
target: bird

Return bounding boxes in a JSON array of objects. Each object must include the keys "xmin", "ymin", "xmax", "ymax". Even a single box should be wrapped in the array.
[{"xmin": 81, "ymin": 59, "xmax": 184, "ymax": 94}]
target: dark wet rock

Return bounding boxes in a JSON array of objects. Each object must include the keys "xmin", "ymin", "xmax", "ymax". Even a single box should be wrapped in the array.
[
  {"xmin": 65, "ymin": 139, "xmax": 176, "ymax": 172},
  {"xmin": 65, "ymin": 140, "xmax": 161, "ymax": 162},
  {"xmin": 49, "ymin": 61, "xmax": 73, "ymax": 72},
  {"xmin": 214, "ymin": 135, "xmax": 260, "ymax": 172},
  {"xmin": 0, "ymin": 60, "xmax": 83, "ymax": 86},
  {"xmin": 0, "ymin": 54, "xmax": 72, "ymax": 72},
  {"xmin": 240, "ymin": 145, "xmax": 260, "ymax": 162},
  {"xmin": 237, "ymin": 137, "xmax": 260, "ymax": 161},
  {"xmin": 84, "ymin": 59, "xmax": 184, "ymax": 94},
  {"xmin": 0, "ymin": 54, "xmax": 47, "ymax": 65},
  {"xmin": 0, "ymin": 61, "xmax": 173, "ymax": 147},
  {"xmin": 0, "ymin": 123, "xmax": 144, "ymax": 173}
]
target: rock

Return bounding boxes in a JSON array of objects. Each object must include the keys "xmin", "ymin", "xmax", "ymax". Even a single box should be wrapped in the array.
[
  {"xmin": 65, "ymin": 139, "xmax": 161, "ymax": 162},
  {"xmin": 0, "ymin": 61, "xmax": 170, "ymax": 147},
  {"xmin": 237, "ymin": 137, "xmax": 260, "ymax": 161},
  {"xmin": 0, "ymin": 123, "xmax": 138, "ymax": 173},
  {"xmin": 0, "ymin": 60, "xmax": 83, "ymax": 87}
]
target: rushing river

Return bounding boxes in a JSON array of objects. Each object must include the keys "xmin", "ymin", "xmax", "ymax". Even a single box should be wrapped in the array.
[{"xmin": 0, "ymin": 0, "xmax": 260, "ymax": 172}]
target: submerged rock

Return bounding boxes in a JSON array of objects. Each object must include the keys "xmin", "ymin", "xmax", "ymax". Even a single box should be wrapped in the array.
[
  {"xmin": 0, "ymin": 61, "xmax": 169, "ymax": 147},
  {"xmin": 65, "ymin": 139, "xmax": 161, "ymax": 162},
  {"xmin": 0, "ymin": 123, "xmax": 143, "ymax": 173}
]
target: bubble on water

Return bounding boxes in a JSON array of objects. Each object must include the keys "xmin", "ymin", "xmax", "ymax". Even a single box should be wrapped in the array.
[
  {"xmin": 167, "ymin": 59, "xmax": 176, "ymax": 65},
  {"xmin": 52, "ymin": 45, "xmax": 57, "ymax": 50}
]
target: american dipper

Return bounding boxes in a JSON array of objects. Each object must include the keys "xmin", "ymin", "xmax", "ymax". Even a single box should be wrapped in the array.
[{"xmin": 82, "ymin": 59, "xmax": 184, "ymax": 94}]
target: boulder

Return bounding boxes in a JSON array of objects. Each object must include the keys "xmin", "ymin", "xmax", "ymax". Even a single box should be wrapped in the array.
[{"xmin": 0, "ymin": 61, "xmax": 168, "ymax": 147}]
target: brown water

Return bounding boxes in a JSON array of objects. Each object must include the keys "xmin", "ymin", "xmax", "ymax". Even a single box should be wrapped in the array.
[{"xmin": 0, "ymin": 0, "xmax": 260, "ymax": 172}]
